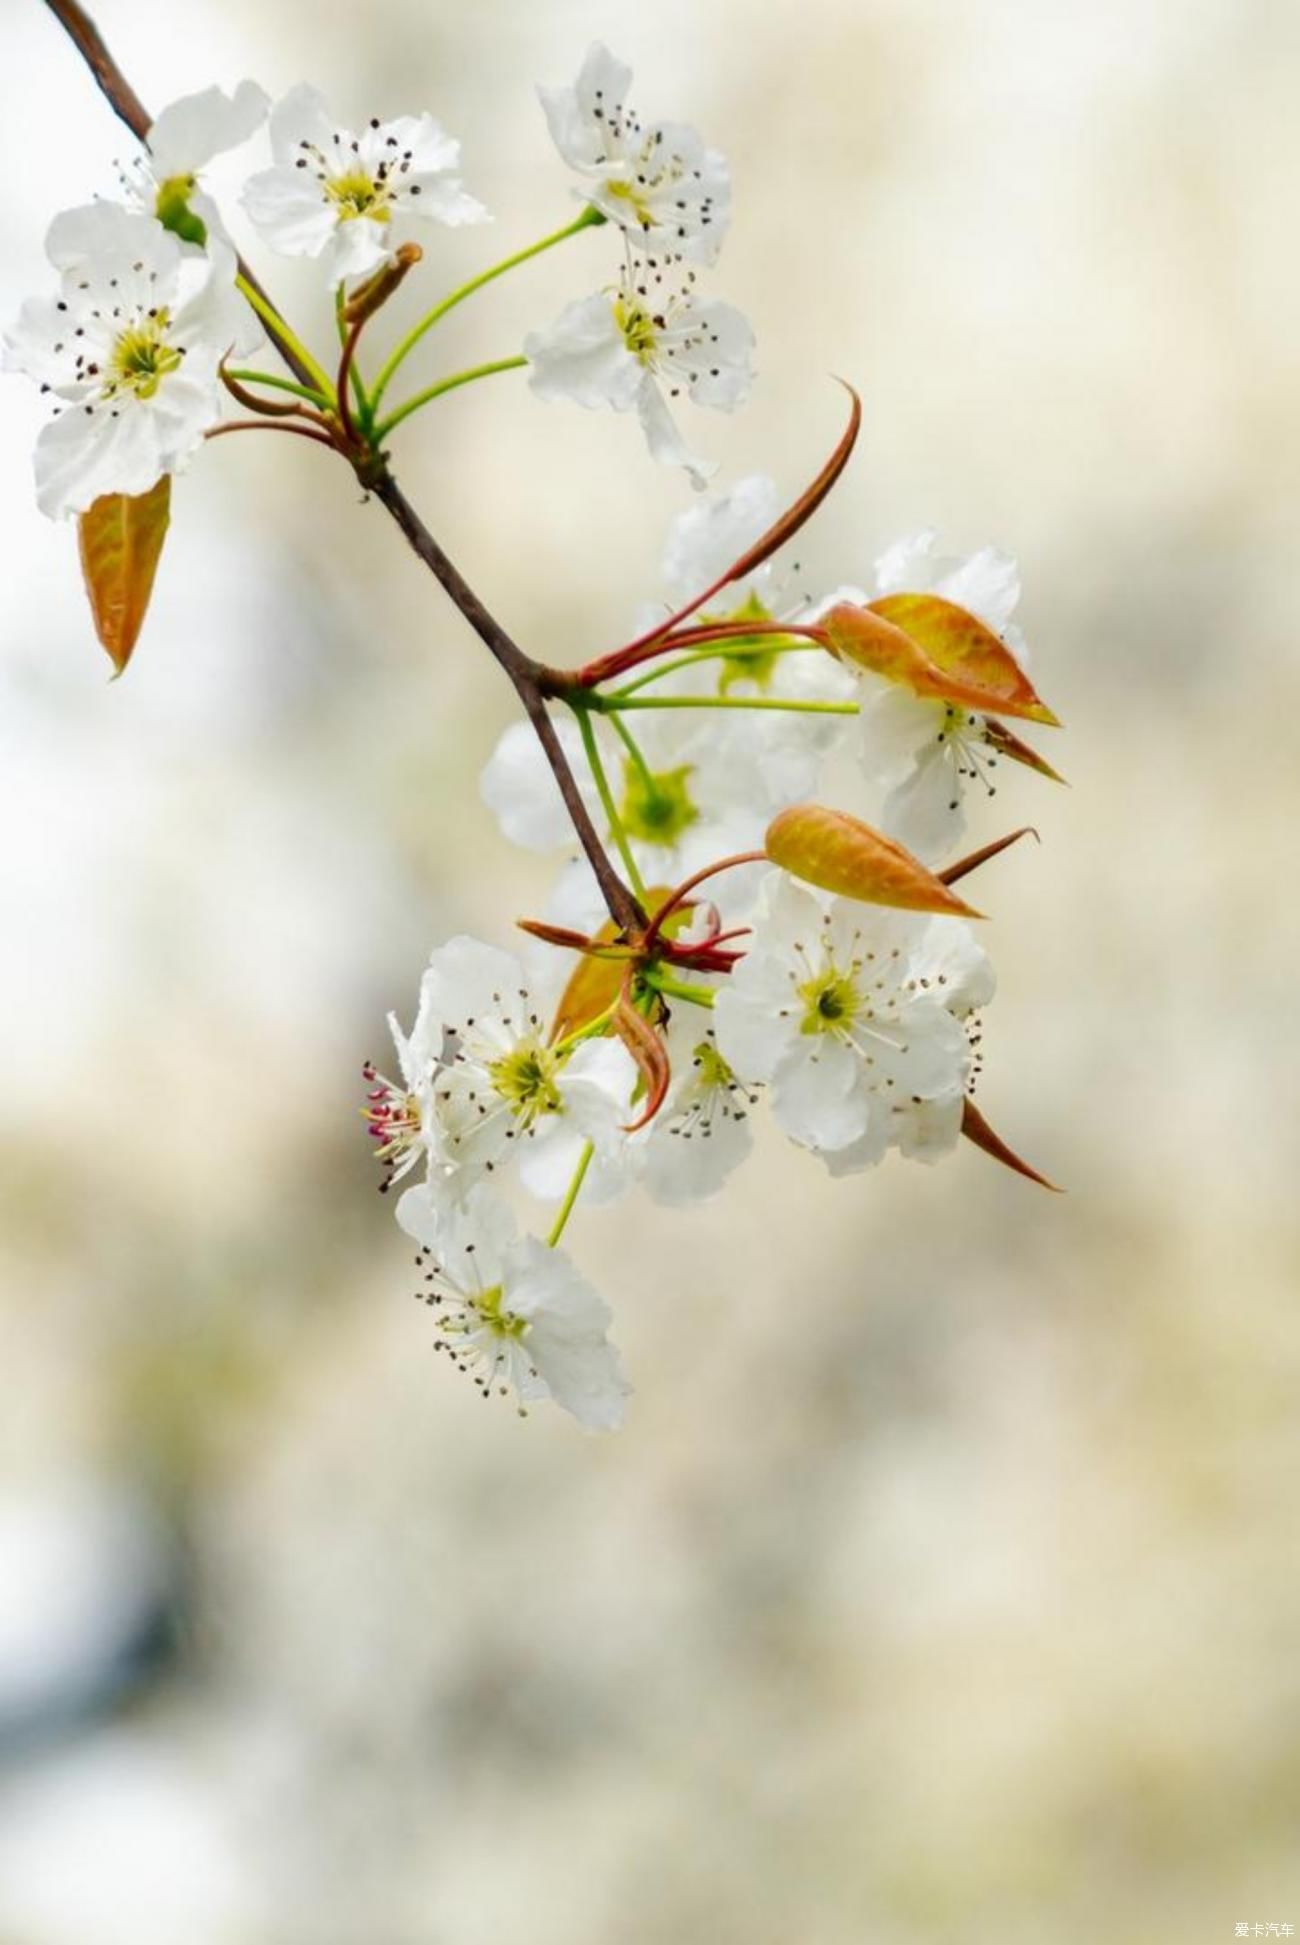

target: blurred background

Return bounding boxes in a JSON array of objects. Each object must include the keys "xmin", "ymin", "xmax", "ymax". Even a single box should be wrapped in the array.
[{"xmin": 2, "ymin": 0, "xmax": 1298, "ymax": 1938}]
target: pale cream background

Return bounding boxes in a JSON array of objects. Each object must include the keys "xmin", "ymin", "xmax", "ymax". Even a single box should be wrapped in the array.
[{"xmin": 1, "ymin": 0, "xmax": 1298, "ymax": 1939}]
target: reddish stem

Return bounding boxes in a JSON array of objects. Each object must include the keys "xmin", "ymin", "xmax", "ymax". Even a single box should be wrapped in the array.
[{"xmin": 644, "ymin": 850, "xmax": 767, "ymax": 951}]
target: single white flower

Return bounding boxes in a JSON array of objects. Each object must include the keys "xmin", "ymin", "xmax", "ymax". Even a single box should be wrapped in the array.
[
  {"xmin": 396, "ymin": 1185, "xmax": 629, "ymax": 1429},
  {"xmin": 122, "ymin": 81, "xmax": 269, "ymax": 247},
  {"xmin": 539, "ymin": 43, "xmax": 729, "ymax": 265},
  {"xmin": 713, "ymin": 874, "xmax": 990, "ymax": 1168},
  {"xmin": 390, "ymin": 936, "xmax": 636, "ymax": 1206},
  {"xmin": 635, "ymin": 1008, "xmax": 758, "ymax": 1205},
  {"xmin": 524, "ymin": 264, "xmax": 753, "ymax": 488},
  {"xmin": 3, "ymin": 203, "xmax": 246, "ymax": 518},
  {"xmin": 242, "ymin": 85, "xmax": 487, "ymax": 287},
  {"xmin": 848, "ymin": 530, "xmax": 1032, "ymax": 862}
]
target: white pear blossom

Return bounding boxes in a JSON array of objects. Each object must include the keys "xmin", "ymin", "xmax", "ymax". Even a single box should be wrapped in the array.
[
  {"xmin": 242, "ymin": 85, "xmax": 487, "ymax": 287},
  {"xmin": 714, "ymin": 874, "xmax": 991, "ymax": 1168},
  {"xmin": 3, "ymin": 203, "xmax": 247, "ymax": 518},
  {"xmin": 524, "ymin": 263, "xmax": 753, "ymax": 488},
  {"xmin": 847, "ymin": 530, "xmax": 1032, "ymax": 862},
  {"xmin": 122, "ymin": 82, "xmax": 269, "ymax": 245},
  {"xmin": 385, "ymin": 936, "xmax": 635, "ymax": 1207},
  {"xmin": 540, "ymin": 43, "xmax": 729, "ymax": 265},
  {"xmin": 396, "ymin": 1185, "xmax": 628, "ymax": 1429},
  {"xmin": 634, "ymin": 1007, "xmax": 758, "ymax": 1205}
]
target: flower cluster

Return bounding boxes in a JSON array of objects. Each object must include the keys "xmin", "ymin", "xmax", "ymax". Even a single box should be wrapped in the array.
[{"xmin": 7, "ymin": 35, "xmax": 1065, "ymax": 1434}]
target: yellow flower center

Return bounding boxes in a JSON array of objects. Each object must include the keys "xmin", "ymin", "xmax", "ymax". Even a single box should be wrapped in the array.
[
  {"xmin": 326, "ymin": 170, "xmax": 391, "ymax": 223},
  {"xmin": 473, "ymin": 1285, "xmax": 528, "ymax": 1341},
  {"xmin": 108, "ymin": 315, "xmax": 181, "ymax": 399},
  {"xmin": 798, "ymin": 967, "xmax": 861, "ymax": 1037},
  {"xmin": 487, "ymin": 1039, "xmax": 564, "ymax": 1127},
  {"xmin": 613, "ymin": 294, "xmax": 661, "ymax": 363},
  {"xmin": 605, "ymin": 178, "xmax": 656, "ymax": 233}
]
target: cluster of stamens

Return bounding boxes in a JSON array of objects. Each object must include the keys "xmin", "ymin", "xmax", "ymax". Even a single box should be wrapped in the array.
[
  {"xmin": 613, "ymin": 261, "xmax": 727, "ymax": 399},
  {"xmin": 293, "ymin": 123, "xmax": 422, "ymax": 221},
  {"xmin": 590, "ymin": 84, "xmax": 716, "ymax": 245},
  {"xmin": 361, "ymin": 1059, "xmax": 424, "ymax": 1190},
  {"xmin": 936, "ymin": 705, "xmax": 1000, "ymax": 812},
  {"xmin": 43, "ymin": 264, "xmax": 185, "ymax": 420},
  {"xmin": 666, "ymin": 1030, "xmax": 759, "ymax": 1140},
  {"xmin": 411, "ymin": 1242, "xmax": 535, "ymax": 1415}
]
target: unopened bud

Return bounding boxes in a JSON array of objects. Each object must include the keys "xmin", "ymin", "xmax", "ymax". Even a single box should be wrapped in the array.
[{"xmin": 343, "ymin": 244, "xmax": 423, "ymax": 326}]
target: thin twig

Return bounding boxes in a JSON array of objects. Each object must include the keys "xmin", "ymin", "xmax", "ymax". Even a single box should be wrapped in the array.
[{"xmin": 40, "ymin": 0, "xmax": 643, "ymax": 937}]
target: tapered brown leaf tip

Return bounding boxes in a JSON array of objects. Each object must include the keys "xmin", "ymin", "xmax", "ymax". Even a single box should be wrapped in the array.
[{"xmin": 961, "ymin": 1097, "xmax": 1062, "ymax": 1191}]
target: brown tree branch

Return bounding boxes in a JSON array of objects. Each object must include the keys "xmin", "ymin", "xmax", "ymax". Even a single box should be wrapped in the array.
[{"xmin": 40, "ymin": 0, "xmax": 644, "ymax": 936}]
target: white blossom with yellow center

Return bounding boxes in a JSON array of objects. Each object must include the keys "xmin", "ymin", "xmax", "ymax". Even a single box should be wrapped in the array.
[
  {"xmin": 3, "ymin": 203, "xmax": 247, "ymax": 518},
  {"xmin": 524, "ymin": 262, "xmax": 753, "ymax": 488},
  {"xmin": 714, "ymin": 875, "xmax": 992, "ymax": 1168},
  {"xmin": 396, "ymin": 1186, "xmax": 629, "ymax": 1430},
  {"xmin": 540, "ymin": 42, "xmax": 730, "ymax": 265},
  {"xmin": 242, "ymin": 85, "xmax": 487, "ymax": 287}
]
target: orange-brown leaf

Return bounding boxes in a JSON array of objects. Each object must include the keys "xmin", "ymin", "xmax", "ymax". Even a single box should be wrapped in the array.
[
  {"xmin": 941, "ymin": 826, "xmax": 1040, "ymax": 887},
  {"xmin": 547, "ymin": 889, "xmax": 677, "ymax": 1043},
  {"xmin": 613, "ymin": 994, "xmax": 670, "ymax": 1132},
  {"xmin": 766, "ymin": 805, "xmax": 984, "ymax": 918},
  {"xmin": 961, "ymin": 1096, "xmax": 1061, "ymax": 1191},
  {"xmin": 76, "ymin": 478, "xmax": 172, "ymax": 675},
  {"xmin": 982, "ymin": 717, "xmax": 1068, "ymax": 782},
  {"xmin": 869, "ymin": 593, "xmax": 1060, "ymax": 726}
]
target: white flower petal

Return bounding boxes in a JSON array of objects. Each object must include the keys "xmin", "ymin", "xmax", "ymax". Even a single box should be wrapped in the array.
[
  {"xmin": 524, "ymin": 293, "xmax": 641, "ymax": 410},
  {"xmin": 147, "ymin": 80, "xmax": 269, "ymax": 178}
]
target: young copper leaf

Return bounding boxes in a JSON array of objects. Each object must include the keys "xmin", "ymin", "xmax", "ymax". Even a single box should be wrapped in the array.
[
  {"xmin": 613, "ymin": 992, "xmax": 671, "ymax": 1132},
  {"xmin": 766, "ymin": 805, "xmax": 984, "ymax": 918},
  {"xmin": 982, "ymin": 717, "xmax": 1068, "ymax": 783},
  {"xmin": 76, "ymin": 477, "xmax": 172, "ymax": 674},
  {"xmin": 869, "ymin": 593, "xmax": 1060, "ymax": 726},
  {"xmin": 821, "ymin": 601, "xmax": 942, "ymax": 691},
  {"xmin": 940, "ymin": 826, "xmax": 1040, "ymax": 887},
  {"xmin": 547, "ymin": 889, "xmax": 676, "ymax": 1043},
  {"xmin": 961, "ymin": 1096, "xmax": 1061, "ymax": 1191}
]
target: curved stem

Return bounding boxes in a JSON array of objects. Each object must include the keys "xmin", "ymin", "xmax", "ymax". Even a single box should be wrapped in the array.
[
  {"xmin": 236, "ymin": 276, "xmax": 335, "ymax": 401},
  {"xmin": 335, "ymin": 288, "xmax": 370, "ymax": 435},
  {"xmin": 374, "ymin": 356, "xmax": 527, "ymax": 442},
  {"xmin": 572, "ymin": 705, "xmax": 648, "ymax": 905},
  {"xmin": 580, "ymin": 619, "xmax": 832, "ymax": 690},
  {"xmin": 41, "ymin": 0, "xmax": 644, "ymax": 941},
  {"xmin": 546, "ymin": 1140, "xmax": 595, "ymax": 1248},
  {"xmin": 644, "ymin": 851, "xmax": 767, "ymax": 949},
  {"xmin": 604, "ymin": 710, "xmax": 660, "ymax": 801},
  {"xmin": 606, "ymin": 693, "xmax": 858, "ymax": 716},
  {"xmin": 369, "ymin": 206, "xmax": 605, "ymax": 412},
  {"xmin": 611, "ymin": 642, "xmax": 823, "ymax": 698},
  {"xmin": 372, "ymin": 480, "xmax": 643, "ymax": 932},
  {"xmin": 224, "ymin": 367, "xmax": 333, "ymax": 409},
  {"xmin": 642, "ymin": 967, "xmax": 716, "ymax": 1009}
]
